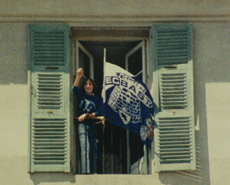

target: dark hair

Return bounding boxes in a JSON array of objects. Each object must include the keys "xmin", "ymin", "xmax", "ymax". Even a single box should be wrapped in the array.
[{"xmin": 80, "ymin": 78, "xmax": 97, "ymax": 94}]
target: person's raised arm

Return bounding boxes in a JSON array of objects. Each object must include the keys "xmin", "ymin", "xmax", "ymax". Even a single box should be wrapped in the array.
[{"xmin": 74, "ymin": 68, "xmax": 84, "ymax": 87}]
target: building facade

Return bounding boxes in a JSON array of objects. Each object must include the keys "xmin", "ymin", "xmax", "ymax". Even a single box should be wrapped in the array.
[{"xmin": 1, "ymin": 1, "xmax": 230, "ymax": 185}]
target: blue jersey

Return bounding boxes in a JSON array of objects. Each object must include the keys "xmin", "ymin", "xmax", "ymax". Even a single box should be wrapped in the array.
[{"xmin": 72, "ymin": 86, "xmax": 100, "ymax": 117}]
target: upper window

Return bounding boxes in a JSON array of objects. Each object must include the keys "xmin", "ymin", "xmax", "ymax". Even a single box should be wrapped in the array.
[
  {"xmin": 72, "ymin": 38, "xmax": 150, "ymax": 174},
  {"xmin": 29, "ymin": 24, "xmax": 195, "ymax": 174}
]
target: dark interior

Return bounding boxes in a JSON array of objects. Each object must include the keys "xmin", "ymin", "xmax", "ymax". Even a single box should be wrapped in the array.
[{"xmin": 76, "ymin": 40, "xmax": 146, "ymax": 174}]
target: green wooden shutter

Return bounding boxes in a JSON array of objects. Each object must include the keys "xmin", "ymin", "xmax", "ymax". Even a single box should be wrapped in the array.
[
  {"xmin": 29, "ymin": 25, "xmax": 70, "ymax": 172},
  {"xmin": 152, "ymin": 23, "xmax": 196, "ymax": 172}
]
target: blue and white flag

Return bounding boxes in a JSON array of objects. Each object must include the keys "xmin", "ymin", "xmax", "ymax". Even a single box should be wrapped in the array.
[{"xmin": 101, "ymin": 62, "xmax": 155, "ymax": 148}]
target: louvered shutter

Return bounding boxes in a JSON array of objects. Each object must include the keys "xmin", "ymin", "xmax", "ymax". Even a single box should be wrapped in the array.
[
  {"xmin": 29, "ymin": 25, "xmax": 70, "ymax": 172},
  {"xmin": 152, "ymin": 24, "xmax": 196, "ymax": 172}
]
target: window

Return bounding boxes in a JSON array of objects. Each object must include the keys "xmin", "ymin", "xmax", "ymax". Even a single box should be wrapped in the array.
[
  {"xmin": 29, "ymin": 23, "xmax": 195, "ymax": 173},
  {"xmin": 72, "ymin": 38, "xmax": 150, "ymax": 174}
]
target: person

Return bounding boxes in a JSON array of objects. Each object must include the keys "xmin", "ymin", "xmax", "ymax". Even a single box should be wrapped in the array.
[{"xmin": 73, "ymin": 68, "xmax": 100, "ymax": 174}]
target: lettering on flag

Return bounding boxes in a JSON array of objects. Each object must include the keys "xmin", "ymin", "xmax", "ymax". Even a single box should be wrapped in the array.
[
  {"xmin": 101, "ymin": 62, "xmax": 155, "ymax": 147},
  {"xmin": 105, "ymin": 73, "xmax": 153, "ymax": 109},
  {"xmin": 106, "ymin": 72, "xmax": 153, "ymax": 125}
]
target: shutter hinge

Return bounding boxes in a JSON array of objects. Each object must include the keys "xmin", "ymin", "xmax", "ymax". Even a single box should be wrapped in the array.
[
  {"xmin": 74, "ymin": 41, "xmax": 76, "ymax": 49},
  {"xmin": 31, "ymin": 86, "xmax": 36, "ymax": 97}
]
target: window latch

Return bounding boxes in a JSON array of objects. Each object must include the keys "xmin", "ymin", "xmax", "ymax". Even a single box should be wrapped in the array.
[{"xmin": 164, "ymin": 66, "xmax": 177, "ymax": 70}]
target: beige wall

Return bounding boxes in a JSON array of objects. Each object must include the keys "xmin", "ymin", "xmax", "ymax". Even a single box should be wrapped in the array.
[
  {"xmin": 0, "ymin": 23, "xmax": 29, "ymax": 157},
  {"xmin": 1, "ymin": 0, "xmax": 230, "ymax": 16},
  {"xmin": 1, "ymin": 0, "xmax": 230, "ymax": 23},
  {"xmin": 1, "ymin": 1, "xmax": 230, "ymax": 185},
  {"xmin": 1, "ymin": 21, "xmax": 230, "ymax": 185},
  {"xmin": 193, "ymin": 23, "xmax": 230, "ymax": 185}
]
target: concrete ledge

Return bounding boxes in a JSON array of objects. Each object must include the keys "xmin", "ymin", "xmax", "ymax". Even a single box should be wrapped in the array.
[{"xmin": 1, "ymin": 15, "xmax": 230, "ymax": 24}]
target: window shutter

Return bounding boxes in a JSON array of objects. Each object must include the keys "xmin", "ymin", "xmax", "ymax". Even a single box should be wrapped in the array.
[
  {"xmin": 152, "ymin": 24, "xmax": 196, "ymax": 172},
  {"xmin": 29, "ymin": 25, "xmax": 70, "ymax": 172}
]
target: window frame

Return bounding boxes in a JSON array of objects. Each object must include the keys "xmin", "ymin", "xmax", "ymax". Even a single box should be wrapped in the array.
[
  {"xmin": 71, "ymin": 28, "xmax": 152, "ymax": 174},
  {"xmin": 29, "ymin": 24, "xmax": 195, "ymax": 174}
]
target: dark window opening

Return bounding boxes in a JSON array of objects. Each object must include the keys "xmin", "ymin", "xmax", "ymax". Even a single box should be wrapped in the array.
[{"xmin": 73, "ymin": 40, "xmax": 150, "ymax": 174}]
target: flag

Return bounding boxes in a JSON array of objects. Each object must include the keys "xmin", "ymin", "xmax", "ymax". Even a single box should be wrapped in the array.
[{"xmin": 100, "ymin": 62, "xmax": 155, "ymax": 148}]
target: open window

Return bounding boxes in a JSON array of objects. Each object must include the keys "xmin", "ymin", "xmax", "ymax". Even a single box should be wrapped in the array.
[
  {"xmin": 75, "ymin": 41, "xmax": 94, "ymax": 80},
  {"xmin": 125, "ymin": 40, "xmax": 146, "ymax": 82},
  {"xmin": 125, "ymin": 40, "xmax": 151, "ymax": 174},
  {"xmin": 29, "ymin": 24, "xmax": 195, "ymax": 174},
  {"xmin": 71, "ymin": 35, "xmax": 151, "ymax": 174}
]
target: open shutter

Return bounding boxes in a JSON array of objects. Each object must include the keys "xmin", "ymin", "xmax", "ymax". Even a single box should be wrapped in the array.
[
  {"xmin": 152, "ymin": 24, "xmax": 196, "ymax": 172},
  {"xmin": 29, "ymin": 25, "xmax": 70, "ymax": 172}
]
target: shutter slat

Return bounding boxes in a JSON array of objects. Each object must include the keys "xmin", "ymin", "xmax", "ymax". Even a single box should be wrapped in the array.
[
  {"xmin": 157, "ymin": 133, "xmax": 191, "ymax": 136},
  {"xmin": 155, "ymin": 114, "xmax": 194, "ymax": 169},
  {"xmin": 34, "ymin": 129, "xmax": 66, "ymax": 131},
  {"xmin": 156, "ymin": 28, "xmax": 189, "ymax": 65},
  {"xmin": 160, "ymin": 151, "xmax": 191, "ymax": 154},
  {"xmin": 160, "ymin": 154, "xmax": 192, "ymax": 158},
  {"xmin": 159, "ymin": 126, "xmax": 191, "ymax": 129},
  {"xmin": 32, "ymin": 118, "xmax": 68, "ymax": 166},
  {"xmin": 33, "ymin": 146, "xmax": 66, "ymax": 148},
  {"xmin": 159, "ymin": 135, "xmax": 191, "ymax": 138},
  {"xmin": 34, "ymin": 150, "xmax": 67, "ymax": 152},
  {"xmin": 34, "ymin": 124, "xmax": 65, "ymax": 126},
  {"xmin": 33, "ymin": 119, "xmax": 66, "ymax": 122},
  {"xmin": 160, "ymin": 143, "xmax": 191, "ymax": 146},
  {"xmin": 34, "ymin": 142, "xmax": 66, "ymax": 145},
  {"xmin": 160, "ymin": 140, "xmax": 191, "ymax": 144},
  {"xmin": 160, "ymin": 72, "xmax": 187, "ymax": 110},
  {"xmin": 35, "ymin": 73, "xmax": 63, "ymax": 110},
  {"xmin": 32, "ymin": 30, "xmax": 66, "ymax": 67}
]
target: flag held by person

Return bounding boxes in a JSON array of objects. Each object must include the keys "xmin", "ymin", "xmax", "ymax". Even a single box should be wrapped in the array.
[{"xmin": 101, "ymin": 62, "xmax": 155, "ymax": 147}]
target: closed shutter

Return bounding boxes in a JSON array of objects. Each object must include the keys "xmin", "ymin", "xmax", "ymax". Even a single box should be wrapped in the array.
[
  {"xmin": 29, "ymin": 25, "xmax": 70, "ymax": 172},
  {"xmin": 152, "ymin": 23, "xmax": 196, "ymax": 172}
]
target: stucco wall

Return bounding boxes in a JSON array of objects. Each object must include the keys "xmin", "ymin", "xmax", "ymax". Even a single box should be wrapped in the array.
[
  {"xmin": 1, "ymin": 0, "xmax": 230, "ymax": 17},
  {"xmin": 1, "ymin": 21, "xmax": 230, "ymax": 185},
  {"xmin": 193, "ymin": 23, "xmax": 230, "ymax": 185},
  {"xmin": 1, "ymin": 0, "xmax": 230, "ymax": 23},
  {"xmin": 0, "ymin": 23, "xmax": 29, "ymax": 157},
  {"xmin": 0, "ymin": 1, "xmax": 230, "ymax": 184}
]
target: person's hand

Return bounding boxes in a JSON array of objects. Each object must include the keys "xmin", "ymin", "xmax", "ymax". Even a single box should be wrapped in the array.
[
  {"xmin": 78, "ymin": 113, "xmax": 88, "ymax": 122},
  {"xmin": 76, "ymin": 68, "xmax": 84, "ymax": 78}
]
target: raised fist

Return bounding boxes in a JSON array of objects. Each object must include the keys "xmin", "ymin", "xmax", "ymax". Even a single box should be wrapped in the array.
[{"xmin": 76, "ymin": 68, "xmax": 84, "ymax": 78}]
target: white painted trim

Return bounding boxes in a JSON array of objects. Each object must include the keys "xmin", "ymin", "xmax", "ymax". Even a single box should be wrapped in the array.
[
  {"xmin": 75, "ymin": 41, "xmax": 94, "ymax": 79},
  {"xmin": 125, "ymin": 40, "xmax": 146, "ymax": 83}
]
